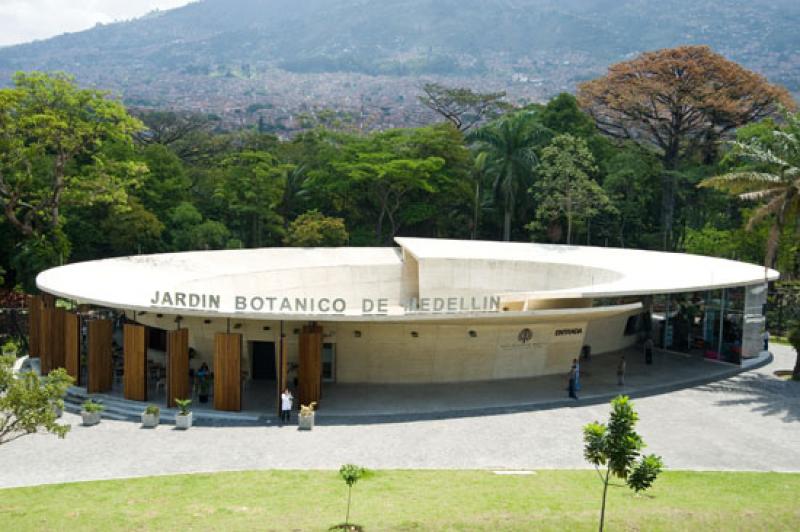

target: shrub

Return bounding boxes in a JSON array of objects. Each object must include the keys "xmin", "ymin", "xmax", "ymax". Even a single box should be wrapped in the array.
[
  {"xmin": 82, "ymin": 400, "xmax": 105, "ymax": 413},
  {"xmin": 175, "ymin": 399, "xmax": 192, "ymax": 416}
]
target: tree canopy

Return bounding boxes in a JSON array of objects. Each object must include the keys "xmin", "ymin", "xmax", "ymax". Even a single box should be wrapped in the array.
[
  {"xmin": 578, "ymin": 45, "xmax": 794, "ymax": 249},
  {"xmin": 0, "ymin": 51, "xmax": 798, "ymax": 293}
]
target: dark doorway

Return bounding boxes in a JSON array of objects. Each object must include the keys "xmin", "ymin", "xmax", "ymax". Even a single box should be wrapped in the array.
[{"xmin": 252, "ymin": 341, "xmax": 276, "ymax": 380}]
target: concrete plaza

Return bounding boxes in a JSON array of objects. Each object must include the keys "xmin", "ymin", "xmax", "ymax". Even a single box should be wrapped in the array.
[{"xmin": 1, "ymin": 345, "xmax": 797, "ymax": 489}]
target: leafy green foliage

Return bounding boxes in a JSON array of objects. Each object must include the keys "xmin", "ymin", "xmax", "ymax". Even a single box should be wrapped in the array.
[
  {"xmin": 81, "ymin": 400, "xmax": 105, "ymax": 414},
  {"xmin": 583, "ymin": 396, "xmax": 664, "ymax": 531},
  {"xmin": 529, "ymin": 134, "xmax": 613, "ymax": 244},
  {"xmin": 469, "ymin": 111, "xmax": 551, "ymax": 240},
  {"xmin": 0, "ymin": 72, "xmax": 146, "ymax": 238},
  {"xmin": 284, "ymin": 210, "xmax": 348, "ymax": 247},
  {"xmin": 175, "ymin": 399, "xmax": 192, "ymax": 415},
  {"xmin": 0, "ymin": 59, "xmax": 796, "ymax": 292},
  {"xmin": 701, "ymin": 110, "xmax": 800, "ymax": 268},
  {"xmin": 0, "ymin": 354, "xmax": 73, "ymax": 445}
]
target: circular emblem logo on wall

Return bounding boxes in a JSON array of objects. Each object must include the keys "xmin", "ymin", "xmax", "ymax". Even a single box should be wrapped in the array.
[{"xmin": 518, "ymin": 328, "xmax": 533, "ymax": 344}]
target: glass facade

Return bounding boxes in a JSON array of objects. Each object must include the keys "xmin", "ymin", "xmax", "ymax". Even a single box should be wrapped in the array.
[{"xmin": 650, "ymin": 284, "xmax": 762, "ymax": 365}]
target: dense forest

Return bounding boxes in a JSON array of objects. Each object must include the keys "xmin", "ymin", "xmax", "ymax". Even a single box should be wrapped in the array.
[{"xmin": 0, "ymin": 46, "xmax": 798, "ymax": 314}]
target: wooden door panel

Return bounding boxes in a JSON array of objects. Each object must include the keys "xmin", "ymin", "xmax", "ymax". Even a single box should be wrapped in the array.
[{"xmin": 214, "ymin": 333, "xmax": 242, "ymax": 412}]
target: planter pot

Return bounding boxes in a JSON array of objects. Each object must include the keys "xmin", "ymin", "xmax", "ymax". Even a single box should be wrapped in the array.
[
  {"xmin": 81, "ymin": 411, "xmax": 101, "ymax": 426},
  {"xmin": 298, "ymin": 412, "xmax": 315, "ymax": 430},
  {"xmin": 175, "ymin": 412, "xmax": 193, "ymax": 430},
  {"xmin": 141, "ymin": 413, "xmax": 160, "ymax": 428}
]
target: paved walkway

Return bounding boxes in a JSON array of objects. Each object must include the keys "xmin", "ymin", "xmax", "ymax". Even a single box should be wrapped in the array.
[
  {"xmin": 319, "ymin": 348, "xmax": 762, "ymax": 420},
  {"xmin": 1, "ymin": 346, "xmax": 798, "ymax": 488}
]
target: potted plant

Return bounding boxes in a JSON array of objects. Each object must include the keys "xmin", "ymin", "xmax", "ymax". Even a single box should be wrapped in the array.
[
  {"xmin": 1, "ymin": 339, "xmax": 18, "ymax": 357},
  {"xmin": 298, "ymin": 402, "xmax": 317, "ymax": 430},
  {"xmin": 175, "ymin": 398, "xmax": 192, "ymax": 429},
  {"xmin": 141, "ymin": 404, "xmax": 160, "ymax": 428},
  {"xmin": 81, "ymin": 399, "xmax": 104, "ymax": 426}
]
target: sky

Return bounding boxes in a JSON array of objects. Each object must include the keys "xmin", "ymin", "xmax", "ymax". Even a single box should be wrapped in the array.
[{"xmin": 0, "ymin": 0, "xmax": 195, "ymax": 47}]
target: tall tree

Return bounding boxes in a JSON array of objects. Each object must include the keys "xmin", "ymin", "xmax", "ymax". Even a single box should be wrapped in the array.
[
  {"xmin": 700, "ymin": 111, "xmax": 800, "ymax": 268},
  {"xmin": 419, "ymin": 83, "xmax": 509, "ymax": 132},
  {"xmin": 336, "ymin": 150, "xmax": 444, "ymax": 244},
  {"xmin": 469, "ymin": 111, "xmax": 550, "ymax": 241},
  {"xmin": 530, "ymin": 135, "xmax": 613, "ymax": 245},
  {"xmin": 577, "ymin": 46, "xmax": 794, "ymax": 250},
  {"xmin": 133, "ymin": 110, "xmax": 210, "ymax": 150},
  {"xmin": 0, "ymin": 72, "xmax": 146, "ymax": 240},
  {"xmin": 213, "ymin": 151, "xmax": 286, "ymax": 247}
]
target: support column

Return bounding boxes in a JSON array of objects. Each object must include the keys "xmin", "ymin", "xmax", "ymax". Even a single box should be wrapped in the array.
[
  {"xmin": 276, "ymin": 323, "xmax": 288, "ymax": 416},
  {"xmin": 167, "ymin": 328, "xmax": 189, "ymax": 408},
  {"xmin": 124, "ymin": 324, "xmax": 147, "ymax": 401},
  {"xmin": 298, "ymin": 324, "xmax": 323, "ymax": 408},
  {"xmin": 64, "ymin": 313, "xmax": 80, "ymax": 381},
  {"xmin": 214, "ymin": 332, "xmax": 242, "ymax": 412},
  {"xmin": 28, "ymin": 295, "xmax": 42, "ymax": 358},
  {"xmin": 87, "ymin": 319, "xmax": 113, "ymax": 393}
]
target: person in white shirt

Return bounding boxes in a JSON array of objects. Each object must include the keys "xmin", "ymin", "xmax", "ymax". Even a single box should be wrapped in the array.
[{"xmin": 280, "ymin": 388, "xmax": 293, "ymax": 425}]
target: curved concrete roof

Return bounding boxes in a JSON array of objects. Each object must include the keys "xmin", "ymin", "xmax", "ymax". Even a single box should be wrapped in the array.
[{"xmin": 36, "ymin": 238, "xmax": 777, "ymax": 321}]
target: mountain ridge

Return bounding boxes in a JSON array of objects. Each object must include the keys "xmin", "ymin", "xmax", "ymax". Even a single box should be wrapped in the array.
[{"xmin": 2, "ymin": 0, "xmax": 797, "ymax": 131}]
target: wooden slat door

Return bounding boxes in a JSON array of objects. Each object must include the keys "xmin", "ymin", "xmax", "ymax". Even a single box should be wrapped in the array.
[
  {"xmin": 214, "ymin": 333, "xmax": 242, "ymax": 412},
  {"xmin": 88, "ymin": 319, "xmax": 113, "ymax": 393},
  {"xmin": 124, "ymin": 324, "xmax": 147, "ymax": 401},
  {"xmin": 51, "ymin": 308, "xmax": 66, "ymax": 371},
  {"xmin": 167, "ymin": 328, "xmax": 189, "ymax": 408},
  {"xmin": 64, "ymin": 313, "xmax": 80, "ymax": 381},
  {"xmin": 28, "ymin": 295, "xmax": 42, "ymax": 358},
  {"xmin": 39, "ymin": 304, "xmax": 54, "ymax": 374},
  {"xmin": 298, "ymin": 325, "xmax": 323, "ymax": 408}
]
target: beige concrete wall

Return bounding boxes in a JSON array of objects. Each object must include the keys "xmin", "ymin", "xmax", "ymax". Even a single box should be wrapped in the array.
[
  {"xmin": 334, "ymin": 321, "xmax": 588, "ymax": 383},
  {"xmin": 417, "ymin": 258, "xmax": 622, "ymax": 300},
  {"xmin": 130, "ymin": 310, "xmax": 639, "ymax": 384},
  {"xmin": 583, "ymin": 308, "xmax": 641, "ymax": 355}
]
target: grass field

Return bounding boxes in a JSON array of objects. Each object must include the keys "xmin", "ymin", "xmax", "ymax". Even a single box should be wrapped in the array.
[{"xmin": 1, "ymin": 470, "xmax": 798, "ymax": 531}]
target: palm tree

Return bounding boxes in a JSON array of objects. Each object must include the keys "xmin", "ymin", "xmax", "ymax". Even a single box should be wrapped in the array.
[
  {"xmin": 469, "ymin": 112, "xmax": 549, "ymax": 241},
  {"xmin": 280, "ymin": 164, "xmax": 308, "ymax": 228},
  {"xmin": 701, "ymin": 112, "xmax": 800, "ymax": 269},
  {"xmin": 469, "ymin": 152, "xmax": 489, "ymax": 239}
]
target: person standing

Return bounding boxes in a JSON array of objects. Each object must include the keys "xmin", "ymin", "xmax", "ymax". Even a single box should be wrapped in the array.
[
  {"xmin": 617, "ymin": 355, "xmax": 626, "ymax": 386},
  {"xmin": 280, "ymin": 387, "xmax": 293, "ymax": 425},
  {"xmin": 568, "ymin": 364, "xmax": 578, "ymax": 400},
  {"xmin": 644, "ymin": 337, "xmax": 654, "ymax": 365},
  {"xmin": 573, "ymin": 358, "xmax": 581, "ymax": 391},
  {"xmin": 762, "ymin": 330, "xmax": 770, "ymax": 352}
]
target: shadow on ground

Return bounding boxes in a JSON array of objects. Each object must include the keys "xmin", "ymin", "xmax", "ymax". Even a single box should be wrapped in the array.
[{"xmin": 696, "ymin": 373, "xmax": 800, "ymax": 423}]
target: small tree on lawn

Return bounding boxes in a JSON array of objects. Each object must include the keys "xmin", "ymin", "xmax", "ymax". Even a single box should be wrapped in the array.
[
  {"xmin": 583, "ymin": 395, "xmax": 663, "ymax": 532},
  {"xmin": 0, "ymin": 354, "xmax": 73, "ymax": 445},
  {"xmin": 338, "ymin": 464, "xmax": 365, "ymax": 529}
]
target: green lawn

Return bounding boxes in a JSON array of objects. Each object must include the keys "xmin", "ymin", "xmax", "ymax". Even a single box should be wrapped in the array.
[{"xmin": 1, "ymin": 470, "xmax": 798, "ymax": 531}]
